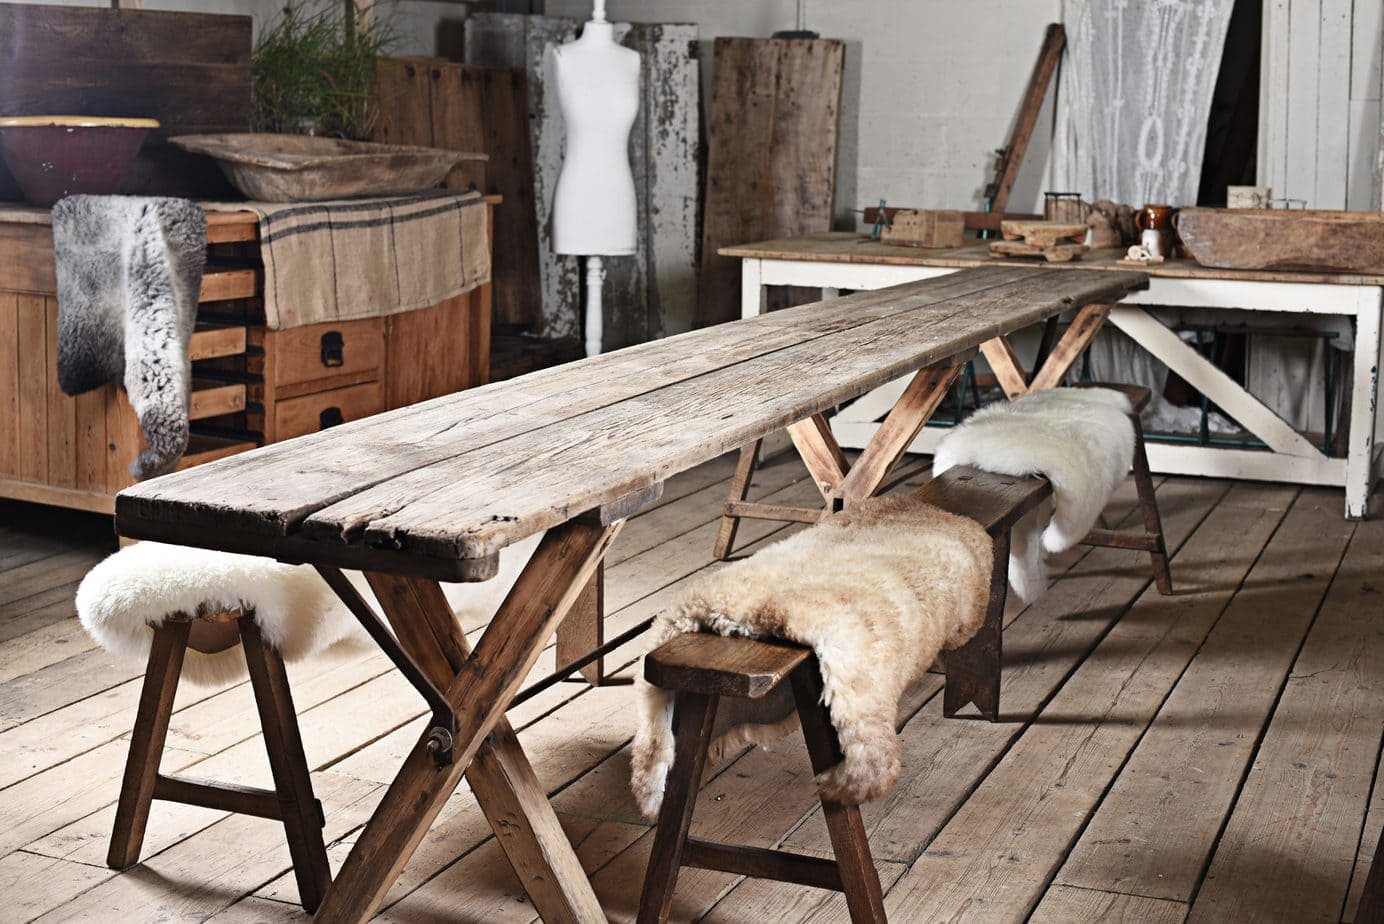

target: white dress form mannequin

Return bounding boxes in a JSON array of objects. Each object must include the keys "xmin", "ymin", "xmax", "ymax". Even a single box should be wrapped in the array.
[{"xmin": 551, "ymin": 0, "xmax": 640, "ymax": 357}]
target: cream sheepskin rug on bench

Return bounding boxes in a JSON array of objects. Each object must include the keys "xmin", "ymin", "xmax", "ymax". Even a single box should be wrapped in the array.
[
  {"xmin": 631, "ymin": 495, "xmax": 992, "ymax": 817},
  {"xmin": 77, "ymin": 534, "xmax": 541, "ymax": 687},
  {"xmin": 934, "ymin": 387, "xmax": 1134, "ymax": 603}
]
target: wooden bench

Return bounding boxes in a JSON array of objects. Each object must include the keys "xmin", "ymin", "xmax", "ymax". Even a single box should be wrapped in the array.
[
  {"xmin": 640, "ymin": 633, "xmax": 886, "ymax": 924},
  {"xmin": 112, "ymin": 266, "xmax": 1146, "ymax": 922},
  {"xmin": 108, "ymin": 609, "xmax": 330, "ymax": 912}
]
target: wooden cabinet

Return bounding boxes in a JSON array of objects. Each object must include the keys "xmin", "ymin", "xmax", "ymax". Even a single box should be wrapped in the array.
[{"xmin": 0, "ymin": 200, "xmax": 494, "ymax": 514}]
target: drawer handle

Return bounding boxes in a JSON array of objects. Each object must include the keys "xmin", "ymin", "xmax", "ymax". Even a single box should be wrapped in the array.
[
  {"xmin": 320, "ymin": 331, "xmax": 345, "ymax": 367},
  {"xmin": 319, "ymin": 407, "xmax": 344, "ymax": 430}
]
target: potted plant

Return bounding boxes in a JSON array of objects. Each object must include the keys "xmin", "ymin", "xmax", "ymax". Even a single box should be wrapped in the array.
[{"xmin": 252, "ymin": 1, "xmax": 394, "ymax": 140}]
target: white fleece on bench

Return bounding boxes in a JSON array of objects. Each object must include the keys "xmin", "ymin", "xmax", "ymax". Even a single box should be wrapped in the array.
[
  {"xmin": 77, "ymin": 535, "xmax": 541, "ymax": 686},
  {"xmin": 933, "ymin": 387, "xmax": 1135, "ymax": 603}
]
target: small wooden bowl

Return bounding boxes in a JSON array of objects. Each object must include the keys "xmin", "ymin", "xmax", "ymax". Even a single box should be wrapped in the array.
[{"xmin": 0, "ymin": 116, "xmax": 159, "ymax": 206}]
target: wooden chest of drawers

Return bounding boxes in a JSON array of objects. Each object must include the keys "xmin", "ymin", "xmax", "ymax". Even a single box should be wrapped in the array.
[{"xmin": 0, "ymin": 201, "xmax": 494, "ymax": 514}]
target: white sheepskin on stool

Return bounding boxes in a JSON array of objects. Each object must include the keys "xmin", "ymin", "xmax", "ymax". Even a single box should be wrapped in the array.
[
  {"xmin": 77, "ymin": 533, "xmax": 542, "ymax": 687},
  {"xmin": 631, "ymin": 495, "xmax": 992, "ymax": 817},
  {"xmin": 933, "ymin": 387, "xmax": 1135, "ymax": 603}
]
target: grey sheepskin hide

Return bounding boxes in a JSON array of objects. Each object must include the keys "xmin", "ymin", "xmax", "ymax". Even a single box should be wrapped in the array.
[{"xmin": 53, "ymin": 196, "xmax": 207, "ymax": 480}]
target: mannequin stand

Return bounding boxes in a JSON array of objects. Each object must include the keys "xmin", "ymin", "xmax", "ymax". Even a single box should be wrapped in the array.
[{"xmin": 583, "ymin": 255, "xmax": 605, "ymax": 358}]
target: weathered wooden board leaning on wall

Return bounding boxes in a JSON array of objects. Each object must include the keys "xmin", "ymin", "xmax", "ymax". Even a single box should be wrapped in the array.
[
  {"xmin": 699, "ymin": 38, "xmax": 846, "ymax": 327},
  {"xmin": 0, "ymin": 3, "xmax": 251, "ymax": 201},
  {"xmin": 374, "ymin": 58, "xmax": 541, "ymax": 333},
  {"xmin": 465, "ymin": 13, "xmax": 700, "ymax": 347}
]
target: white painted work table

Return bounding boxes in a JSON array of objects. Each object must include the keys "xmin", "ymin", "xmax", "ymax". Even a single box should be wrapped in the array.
[{"xmin": 723, "ymin": 232, "xmax": 1384, "ymax": 518}]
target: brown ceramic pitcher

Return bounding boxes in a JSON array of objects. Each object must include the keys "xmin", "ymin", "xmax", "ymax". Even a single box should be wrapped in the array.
[{"xmin": 1136, "ymin": 204, "xmax": 1175, "ymax": 259}]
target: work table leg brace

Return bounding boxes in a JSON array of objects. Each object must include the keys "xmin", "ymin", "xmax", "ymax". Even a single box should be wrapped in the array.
[{"xmin": 312, "ymin": 520, "xmax": 622, "ymax": 924}]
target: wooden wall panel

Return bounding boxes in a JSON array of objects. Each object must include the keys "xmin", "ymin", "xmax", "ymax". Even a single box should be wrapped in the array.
[
  {"xmin": 74, "ymin": 389, "xmax": 107, "ymax": 494},
  {"xmin": 1259, "ymin": 0, "xmax": 1382, "ymax": 209},
  {"xmin": 0, "ymin": 293, "xmax": 18, "ymax": 478},
  {"xmin": 15, "ymin": 295, "xmax": 48, "ymax": 482},
  {"xmin": 104, "ymin": 386, "xmax": 142, "ymax": 498},
  {"xmin": 698, "ymin": 38, "xmax": 845, "ymax": 327},
  {"xmin": 0, "ymin": 3, "xmax": 251, "ymax": 201},
  {"xmin": 44, "ymin": 299, "xmax": 75, "ymax": 489}
]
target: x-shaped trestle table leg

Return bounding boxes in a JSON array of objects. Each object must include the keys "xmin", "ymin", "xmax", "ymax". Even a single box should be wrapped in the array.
[
  {"xmin": 313, "ymin": 519, "xmax": 622, "ymax": 923},
  {"xmin": 713, "ymin": 303, "xmax": 1114, "ymax": 555}
]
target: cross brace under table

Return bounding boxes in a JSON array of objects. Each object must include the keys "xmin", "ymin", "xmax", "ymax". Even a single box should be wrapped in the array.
[
  {"xmin": 715, "ymin": 303, "xmax": 1112, "ymax": 555},
  {"xmin": 311, "ymin": 518, "xmax": 624, "ymax": 923}
]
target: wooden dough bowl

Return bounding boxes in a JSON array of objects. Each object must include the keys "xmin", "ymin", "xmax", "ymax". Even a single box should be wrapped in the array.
[{"xmin": 1175, "ymin": 208, "xmax": 1384, "ymax": 274}]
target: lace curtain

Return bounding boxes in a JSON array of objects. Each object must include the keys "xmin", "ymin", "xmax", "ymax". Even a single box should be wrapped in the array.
[
  {"xmin": 1052, "ymin": 0, "xmax": 1234, "ymax": 205},
  {"xmin": 1051, "ymin": 0, "xmax": 1234, "ymax": 430}
]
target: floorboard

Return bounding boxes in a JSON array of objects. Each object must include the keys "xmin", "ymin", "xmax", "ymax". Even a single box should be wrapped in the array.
[{"xmin": 0, "ymin": 454, "xmax": 1378, "ymax": 923}]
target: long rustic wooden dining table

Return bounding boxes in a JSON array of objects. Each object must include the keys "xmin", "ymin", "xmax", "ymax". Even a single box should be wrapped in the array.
[{"xmin": 114, "ymin": 264, "xmax": 1146, "ymax": 922}]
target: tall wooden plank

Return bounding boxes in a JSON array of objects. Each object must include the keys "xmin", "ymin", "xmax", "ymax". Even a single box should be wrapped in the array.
[
  {"xmin": 1286, "ymin": 0, "xmax": 1323, "ymax": 201},
  {"xmin": 1257, "ymin": 0, "xmax": 1293, "ymax": 196},
  {"xmin": 699, "ymin": 38, "xmax": 844, "ymax": 327},
  {"xmin": 637, "ymin": 24, "xmax": 700, "ymax": 338},
  {"xmin": 1315, "ymin": 0, "xmax": 1353, "ymax": 209},
  {"xmin": 479, "ymin": 67, "xmax": 544, "ymax": 334},
  {"xmin": 372, "ymin": 58, "xmax": 435, "ymax": 149},
  {"xmin": 16, "ymin": 295, "xmax": 48, "ymax": 482},
  {"xmin": 0, "ymin": 292, "xmax": 19, "ymax": 477},
  {"xmin": 44, "ymin": 299, "xmax": 76, "ymax": 489}
]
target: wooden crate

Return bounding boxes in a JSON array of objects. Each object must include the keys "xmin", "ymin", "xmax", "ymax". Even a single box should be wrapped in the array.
[{"xmin": 880, "ymin": 210, "xmax": 966, "ymax": 249}]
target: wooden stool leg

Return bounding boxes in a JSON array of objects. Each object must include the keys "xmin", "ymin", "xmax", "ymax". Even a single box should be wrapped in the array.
[
  {"xmin": 637, "ymin": 691, "xmax": 719, "ymax": 924},
  {"xmin": 791, "ymin": 665, "xmax": 886, "ymax": 923},
  {"xmin": 239, "ymin": 617, "xmax": 331, "ymax": 913},
  {"xmin": 1131, "ymin": 416, "xmax": 1173, "ymax": 595},
  {"xmin": 944, "ymin": 529, "xmax": 1008, "ymax": 722},
  {"xmin": 714, "ymin": 439, "xmax": 762, "ymax": 560},
  {"xmin": 108, "ymin": 618, "xmax": 191, "ymax": 869}
]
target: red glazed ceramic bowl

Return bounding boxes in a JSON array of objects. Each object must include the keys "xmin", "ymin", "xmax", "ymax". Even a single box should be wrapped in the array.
[{"xmin": 0, "ymin": 116, "xmax": 159, "ymax": 206}]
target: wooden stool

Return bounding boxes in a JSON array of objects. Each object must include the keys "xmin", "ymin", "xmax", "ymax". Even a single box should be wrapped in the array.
[
  {"xmin": 1071, "ymin": 383, "xmax": 1173, "ymax": 594},
  {"xmin": 910, "ymin": 466, "xmax": 1052, "ymax": 721},
  {"xmin": 639, "ymin": 633, "xmax": 887, "ymax": 924},
  {"xmin": 108, "ymin": 609, "xmax": 330, "ymax": 912}
]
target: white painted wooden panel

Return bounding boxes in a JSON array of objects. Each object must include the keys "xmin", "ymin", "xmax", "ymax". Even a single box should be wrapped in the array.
[
  {"xmin": 1314, "ymin": 0, "xmax": 1352, "ymax": 209},
  {"xmin": 1285, "ymin": 0, "xmax": 1323, "ymax": 202},
  {"xmin": 1261, "ymin": 0, "xmax": 1382, "ymax": 208},
  {"xmin": 1259, "ymin": 0, "xmax": 1293, "ymax": 193}
]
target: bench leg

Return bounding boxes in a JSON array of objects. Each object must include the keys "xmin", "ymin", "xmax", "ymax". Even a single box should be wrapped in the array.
[
  {"xmin": 240, "ymin": 616, "xmax": 331, "ymax": 913},
  {"xmin": 944, "ymin": 530, "xmax": 1008, "ymax": 722},
  {"xmin": 1131, "ymin": 416, "xmax": 1173, "ymax": 595},
  {"xmin": 638, "ymin": 691, "xmax": 719, "ymax": 924},
  {"xmin": 714, "ymin": 439, "xmax": 763, "ymax": 560},
  {"xmin": 108, "ymin": 618, "xmax": 191, "ymax": 870},
  {"xmin": 792, "ymin": 665, "xmax": 887, "ymax": 924}
]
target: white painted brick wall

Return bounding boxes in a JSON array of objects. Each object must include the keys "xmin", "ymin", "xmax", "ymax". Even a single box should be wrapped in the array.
[{"xmin": 549, "ymin": 0, "xmax": 1063, "ymax": 226}]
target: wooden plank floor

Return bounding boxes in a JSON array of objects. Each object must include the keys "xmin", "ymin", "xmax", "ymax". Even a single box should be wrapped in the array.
[{"xmin": 1, "ymin": 453, "xmax": 1381, "ymax": 923}]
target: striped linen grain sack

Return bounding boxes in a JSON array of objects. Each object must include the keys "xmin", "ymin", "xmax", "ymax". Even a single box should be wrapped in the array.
[{"xmin": 209, "ymin": 190, "xmax": 489, "ymax": 329}]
